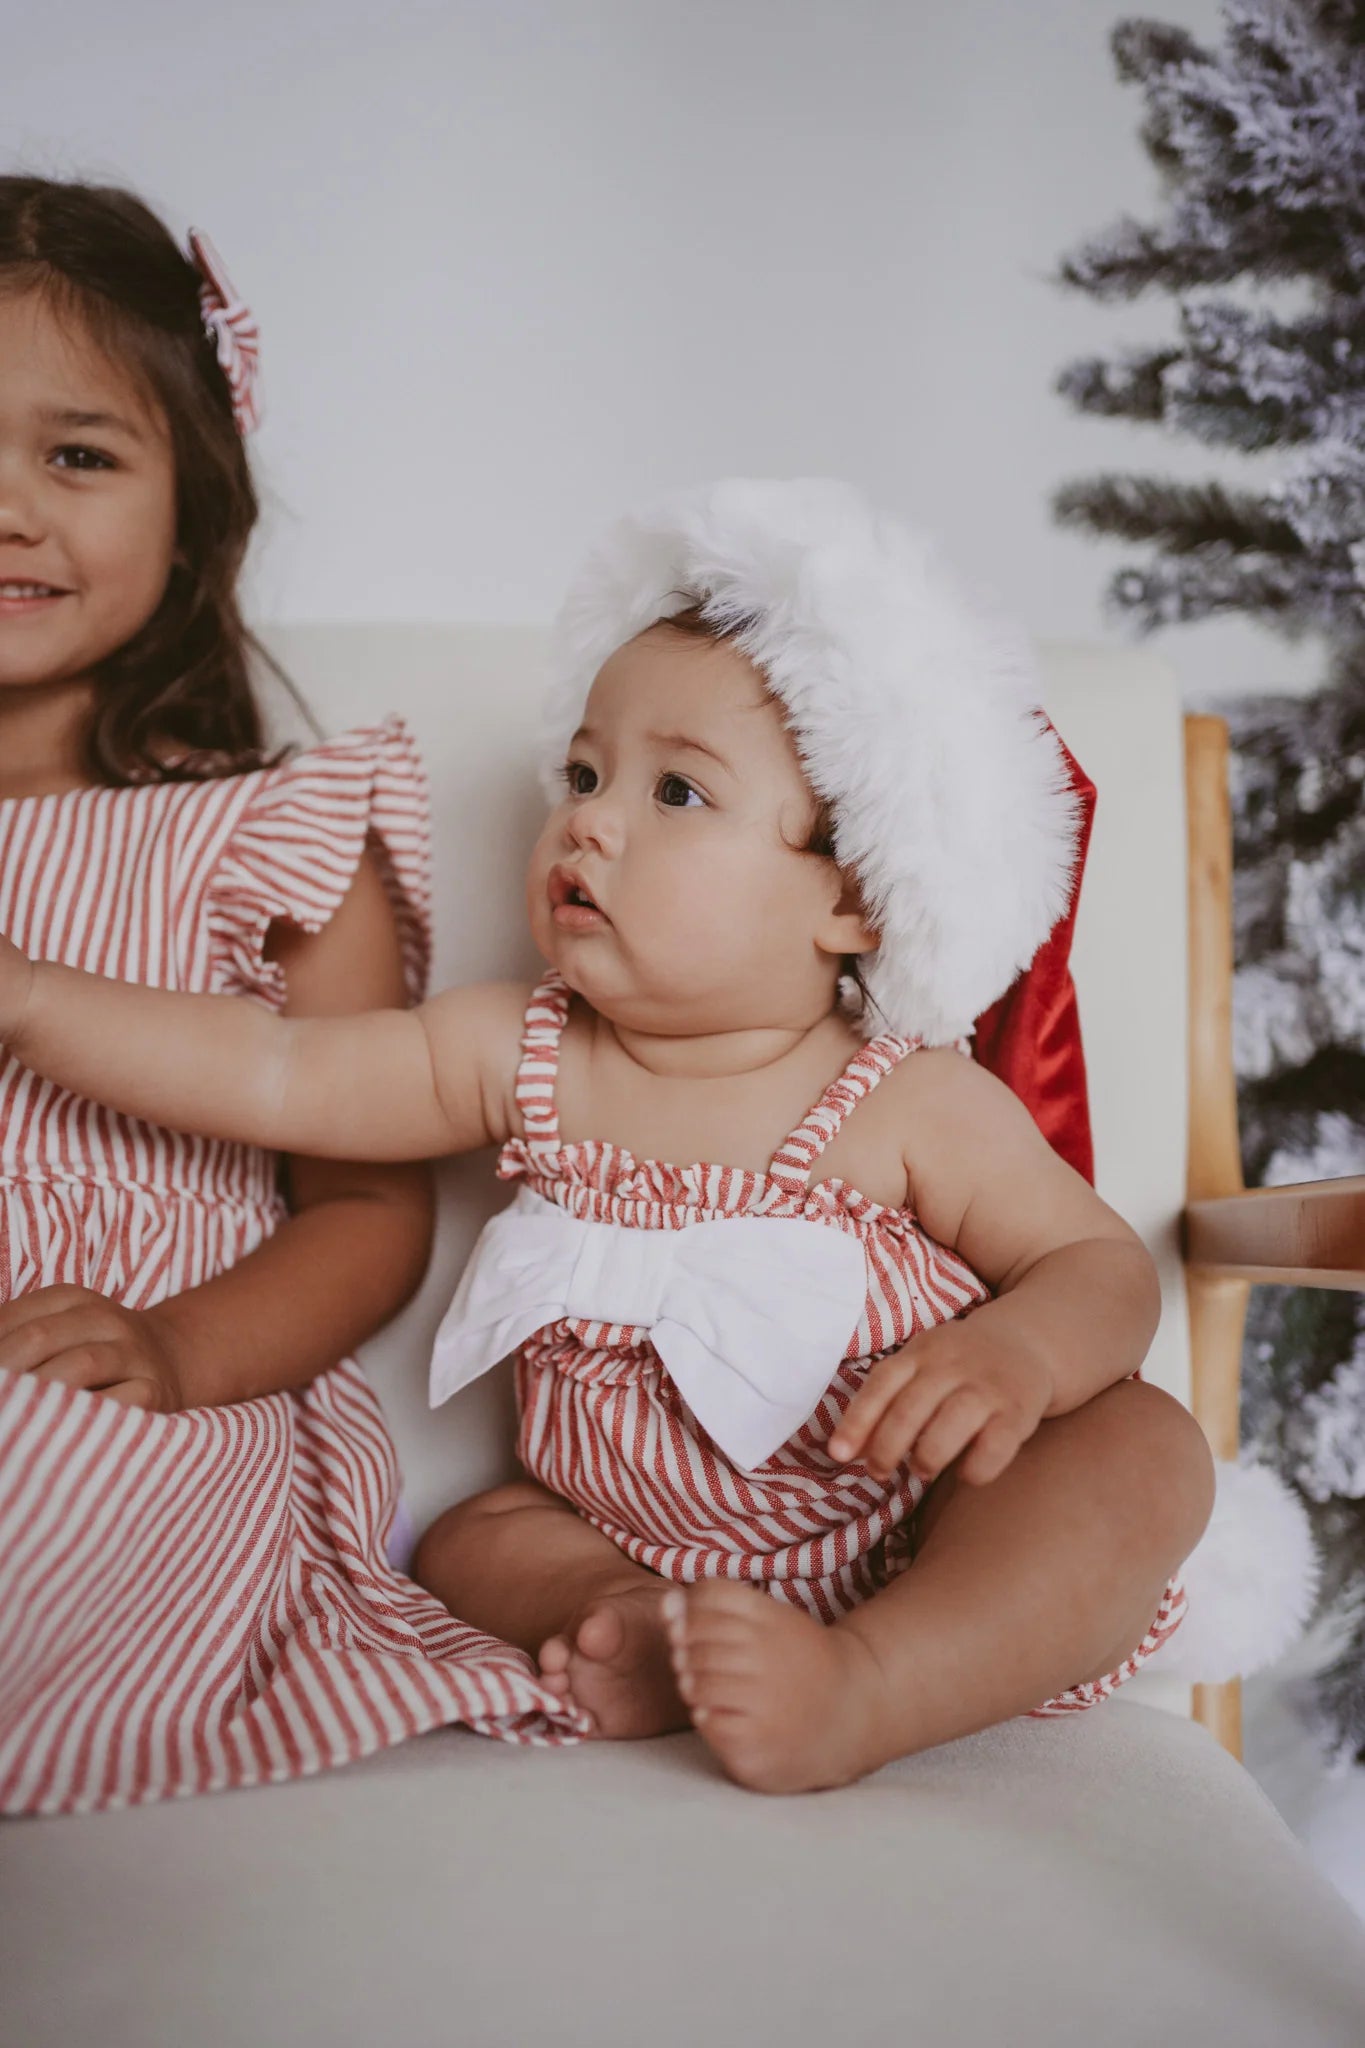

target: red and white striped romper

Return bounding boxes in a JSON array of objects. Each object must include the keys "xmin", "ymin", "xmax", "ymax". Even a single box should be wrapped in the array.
[
  {"xmin": 0, "ymin": 722, "xmax": 583, "ymax": 1816},
  {"xmin": 506, "ymin": 974, "xmax": 1187, "ymax": 1713}
]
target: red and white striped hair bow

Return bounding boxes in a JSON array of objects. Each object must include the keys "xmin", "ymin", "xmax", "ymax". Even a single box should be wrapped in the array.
[{"xmin": 187, "ymin": 228, "xmax": 261, "ymax": 436}]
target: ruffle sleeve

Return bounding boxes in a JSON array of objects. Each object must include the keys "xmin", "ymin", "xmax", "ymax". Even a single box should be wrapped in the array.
[{"xmin": 208, "ymin": 718, "xmax": 432, "ymax": 1007}]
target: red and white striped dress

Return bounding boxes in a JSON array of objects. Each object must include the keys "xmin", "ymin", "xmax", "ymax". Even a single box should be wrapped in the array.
[
  {"xmin": 507, "ymin": 975, "xmax": 1187, "ymax": 1712},
  {"xmin": 0, "ymin": 723, "xmax": 583, "ymax": 1816}
]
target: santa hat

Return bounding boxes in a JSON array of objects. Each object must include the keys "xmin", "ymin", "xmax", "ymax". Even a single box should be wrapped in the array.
[{"xmin": 543, "ymin": 479, "xmax": 1083, "ymax": 1044}]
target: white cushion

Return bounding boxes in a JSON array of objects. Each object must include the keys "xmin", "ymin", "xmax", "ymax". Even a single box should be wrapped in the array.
[{"xmin": 6, "ymin": 1702, "xmax": 1365, "ymax": 2048}]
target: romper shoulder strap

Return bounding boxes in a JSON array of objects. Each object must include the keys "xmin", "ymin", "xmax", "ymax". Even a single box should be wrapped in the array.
[
  {"xmin": 514, "ymin": 973, "xmax": 572, "ymax": 1148},
  {"xmin": 767, "ymin": 1032, "xmax": 921, "ymax": 1196}
]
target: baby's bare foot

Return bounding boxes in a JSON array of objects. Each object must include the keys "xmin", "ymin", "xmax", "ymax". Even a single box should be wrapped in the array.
[
  {"xmin": 539, "ymin": 1583, "xmax": 688, "ymax": 1739},
  {"xmin": 663, "ymin": 1583, "xmax": 898, "ymax": 1793}
]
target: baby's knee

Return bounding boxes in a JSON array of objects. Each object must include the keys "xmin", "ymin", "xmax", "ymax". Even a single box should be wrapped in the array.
[
  {"xmin": 412, "ymin": 1480, "xmax": 554, "ymax": 1588},
  {"xmin": 1108, "ymin": 1378, "xmax": 1216, "ymax": 1559}
]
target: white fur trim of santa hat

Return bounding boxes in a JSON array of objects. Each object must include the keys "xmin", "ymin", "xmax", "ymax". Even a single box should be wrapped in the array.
[{"xmin": 542, "ymin": 478, "xmax": 1082, "ymax": 1044}]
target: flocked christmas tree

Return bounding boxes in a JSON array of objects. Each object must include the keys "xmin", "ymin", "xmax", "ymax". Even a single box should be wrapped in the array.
[{"xmin": 1054, "ymin": 1, "xmax": 1365, "ymax": 1757}]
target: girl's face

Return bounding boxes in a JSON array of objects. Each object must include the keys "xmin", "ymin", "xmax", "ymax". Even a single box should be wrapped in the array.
[
  {"xmin": 0, "ymin": 290, "xmax": 177, "ymax": 696},
  {"xmin": 527, "ymin": 624, "xmax": 874, "ymax": 1035}
]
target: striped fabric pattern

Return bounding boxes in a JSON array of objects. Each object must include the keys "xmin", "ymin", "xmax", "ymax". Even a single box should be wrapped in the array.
[
  {"xmin": 506, "ymin": 974, "xmax": 1187, "ymax": 1704},
  {"xmin": 0, "ymin": 724, "xmax": 584, "ymax": 1815},
  {"xmin": 189, "ymin": 228, "xmax": 263, "ymax": 437}
]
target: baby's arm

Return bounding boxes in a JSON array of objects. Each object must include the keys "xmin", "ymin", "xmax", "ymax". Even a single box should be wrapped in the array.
[
  {"xmin": 0, "ymin": 927, "xmax": 523, "ymax": 1163},
  {"xmin": 830, "ymin": 1053, "xmax": 1161, "ymax": 1488},
  {"xmin": 0, "ymin": 855, "xmax": 437, "ymax": 1411}
]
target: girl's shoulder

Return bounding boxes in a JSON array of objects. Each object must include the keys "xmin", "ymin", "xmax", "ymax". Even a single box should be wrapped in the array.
[
  {"xmin": 207, "ymin": 717, "xmax": 432, "ymax": 1009},
  {"xmin": 229, "ymin": 716, "xmax": 428, "ymax": 829},
  {"xmin": 0, "ymin": 722, "xmax": 432, "ymax": 1004}
]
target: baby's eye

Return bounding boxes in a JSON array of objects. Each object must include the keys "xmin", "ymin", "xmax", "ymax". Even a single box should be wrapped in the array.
[
  {"xmin": 51, "ymin": 444, "xmax": 116, "ymax": 472},
  {"xmin": 562, "ymin": 761, "xmax": 598, "ymax": 797},
  {"xmin": 657, "ymin": 773, "xmax": 705, "ymax": 809}
]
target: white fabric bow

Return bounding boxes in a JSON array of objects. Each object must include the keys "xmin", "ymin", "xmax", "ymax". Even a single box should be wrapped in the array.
[{"xmin": 429, "ymin": 1185, "xmax": 868, "ymax": 1471}]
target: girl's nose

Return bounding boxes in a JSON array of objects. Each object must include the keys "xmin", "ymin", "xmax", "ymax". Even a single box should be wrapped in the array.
[{"xmin": 0, "ymin": 465, "xmax": 45, "ymax": 547}]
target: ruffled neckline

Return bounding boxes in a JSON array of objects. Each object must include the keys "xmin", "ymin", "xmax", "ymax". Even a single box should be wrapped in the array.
[{"xmin": 498, "ymin": 1130, "xmax": 911, "ymax": 1230}]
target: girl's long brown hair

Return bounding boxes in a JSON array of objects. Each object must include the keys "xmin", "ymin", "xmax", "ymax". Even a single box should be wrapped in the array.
[{"xmin": 0, "ymin": 175, "xmax": 299, "ymax": 786}]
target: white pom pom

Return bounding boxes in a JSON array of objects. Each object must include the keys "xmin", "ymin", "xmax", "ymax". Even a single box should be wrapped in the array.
[{"xmin": 1152, "ymin": 1458, "xmax": 1321, "ymax": 1683}]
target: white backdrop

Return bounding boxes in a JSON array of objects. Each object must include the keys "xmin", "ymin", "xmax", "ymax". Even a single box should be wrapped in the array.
[{"xmin": 3, "ymin": 0, "xmax": 1319, "ymax": 701}]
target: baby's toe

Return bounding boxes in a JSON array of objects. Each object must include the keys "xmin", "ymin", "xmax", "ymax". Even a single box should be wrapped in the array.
[
  {"xmin": 685, "ymin": 1639, "xmax": 760, "ymax": 1686},
  {"xmin": 683, "ymin": 1630, "xmax": 765, "ymax": 1713},
  {"xmin": 538, "ymin": 1633, "xmax": 572, "ymax": 1677},
  {"xmin": 574, "ymin": 1601, "xmax": 627, "ymax": 1665},
  {"xmin": 664, "ymin": 1583, "xmax": 764, "ymax": 1658},
  {"xmin": 686, "ymin": 1580, "xmax": 767, "ymax": 1624}
]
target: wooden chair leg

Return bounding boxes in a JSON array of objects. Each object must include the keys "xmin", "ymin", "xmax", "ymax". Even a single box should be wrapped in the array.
[
  {"xmin": 1193, "ymin": 1678, "xmax": 1243, "ymax": 1757},
  {"xmin": 1185, "ymin": 1266, "xmax": 1250, "ymax": 1760}
]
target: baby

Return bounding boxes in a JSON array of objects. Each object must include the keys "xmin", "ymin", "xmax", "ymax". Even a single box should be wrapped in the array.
[{"xmin": 0, "ymin": 480, "xmax": 1214, "ymax": 1792}]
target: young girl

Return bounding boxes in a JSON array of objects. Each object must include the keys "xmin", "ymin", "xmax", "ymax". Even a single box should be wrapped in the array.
[
  {"xmin": 0, "ymin": 176, "xmax": 586, "ymax": 1816},
  {"xmin": 0, "ymin": 476, "xmax": 1216, "ymax": 1797}
]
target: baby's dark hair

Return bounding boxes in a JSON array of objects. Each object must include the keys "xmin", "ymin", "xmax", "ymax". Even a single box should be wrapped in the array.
[
  {"xmin": 0, "ymin": 175, "xmax": 295, "ymax": 786},
  {"xmin": 654, "ymin": 602, "xmax": 877, "ymax": 1016}
]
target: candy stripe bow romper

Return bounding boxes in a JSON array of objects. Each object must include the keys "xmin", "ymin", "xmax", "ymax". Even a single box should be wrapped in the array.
[
  {"xmin": 496, "ymin": 974, "xmax": 1187, "ymax": 1712},
  {"xmin": 0, "ymin": 725, "xmax": 583, "ymax": 1817}
]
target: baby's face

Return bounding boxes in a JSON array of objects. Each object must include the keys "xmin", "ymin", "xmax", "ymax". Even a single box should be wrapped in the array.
[{"xmin": 527, "ymin": 623, "xmax": 870, "ymax": 1035}]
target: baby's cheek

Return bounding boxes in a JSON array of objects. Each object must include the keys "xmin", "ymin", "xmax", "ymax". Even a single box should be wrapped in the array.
[{"xmin": 672, "ymin": 874, "xmax": 763, "ymax": 961}]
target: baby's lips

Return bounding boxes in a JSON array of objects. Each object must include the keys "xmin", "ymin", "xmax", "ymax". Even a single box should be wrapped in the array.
[
  {"xmin": 547, "ymin": 863, "xmax": 594, "ymax": 910},
  {"xmin": 546, "ymin": 863, "xmax": 611, "ymax": 926}
]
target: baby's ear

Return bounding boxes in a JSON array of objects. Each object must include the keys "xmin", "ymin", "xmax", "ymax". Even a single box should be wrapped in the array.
[{"xmin": 818, "ymin": 872, "xmax": 878, "ymax": 960}]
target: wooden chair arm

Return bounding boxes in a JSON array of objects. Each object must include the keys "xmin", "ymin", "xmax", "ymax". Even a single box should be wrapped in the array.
[{"xmin": 1183, "ymin": 1175, "xmax": 1365, "ymax": 1290}]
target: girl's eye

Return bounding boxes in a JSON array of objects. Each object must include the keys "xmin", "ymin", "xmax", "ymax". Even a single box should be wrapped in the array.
[
  {"xmin": 657, "ymin": 773, "xmax": 705, "ymax": 809},
  {"xmin": 562, "ymin": 762, "xmax": 597, "ymax": 797},
  {"xmin": 51, "ymin": 445, "xmax": 116, "ymax": 472}
]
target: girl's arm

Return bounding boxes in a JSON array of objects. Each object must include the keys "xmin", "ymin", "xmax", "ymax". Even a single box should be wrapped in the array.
[
  {"xmin": 0, "ymin": 856, "xmax": 489, "ymax": 1411},
  {"xmin": 830, "ymin": 1053, "xmax": 1162, "ymax": 1485},
  {"xmin": 0, "ymin": 913, "xmax": 525, "ymax": 1164}
]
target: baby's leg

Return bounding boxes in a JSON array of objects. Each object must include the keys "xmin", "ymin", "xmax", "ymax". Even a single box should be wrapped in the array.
[
  {"xmin": 414, "ymin": 1483, "xmax": 686, "ymax": 1738},
  {"xmin": 665, "ymin": 1378, "xmax": 1215, "ymax": 1794}
]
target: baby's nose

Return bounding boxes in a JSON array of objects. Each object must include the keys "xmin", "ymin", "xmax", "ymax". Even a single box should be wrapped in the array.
[{"xmin": 566, "ymin": 797, "xmax": 623, "ymax": 857}]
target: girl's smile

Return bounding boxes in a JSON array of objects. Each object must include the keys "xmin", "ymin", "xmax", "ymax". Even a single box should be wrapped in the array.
[
  {"xmin": 0, "ymin": 292, "xmax": 176, "ymax": 704},
  {"xmin": 0, "ymin": 583, "xmax": 72, "ymax": 617}
]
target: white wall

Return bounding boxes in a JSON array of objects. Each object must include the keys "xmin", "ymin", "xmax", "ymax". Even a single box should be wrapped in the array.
[{"xmin": 4, "ymin": 0, "xmax": 1320, "ymax": 703}]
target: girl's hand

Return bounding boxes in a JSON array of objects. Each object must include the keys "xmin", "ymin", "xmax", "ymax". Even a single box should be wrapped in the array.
[
  {"xmin": 0, "ymin": 1286, "xmax": 185, "ymax": 1412},
  {"xmin": 828, "ymin": 1319, "xmax": 1053, "ymax": 1488},
  {"xmin": 0, "ymin": 932, "xmax": 35, "ymax": 1043}
]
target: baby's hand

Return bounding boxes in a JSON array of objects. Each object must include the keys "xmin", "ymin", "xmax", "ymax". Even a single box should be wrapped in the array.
[{"xmin": 828, "ymin": 1318, "xmax": 1052, "ymax": 1488}]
